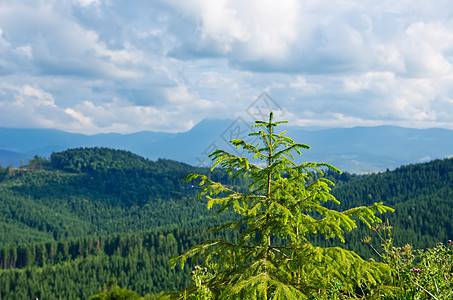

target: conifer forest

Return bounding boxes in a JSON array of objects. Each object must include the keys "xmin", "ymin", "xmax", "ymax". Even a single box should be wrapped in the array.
[{"xmin": 0, "ymin": 114, "xmax": 452, "ymax": 299}]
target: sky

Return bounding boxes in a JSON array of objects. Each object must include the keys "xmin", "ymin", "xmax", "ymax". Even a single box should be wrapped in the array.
[{"xmin": 1, "ymin": 0, "xmax": 453, "ymax": 134}]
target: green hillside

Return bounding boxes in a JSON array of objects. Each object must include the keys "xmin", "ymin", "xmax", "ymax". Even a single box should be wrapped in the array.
[
  {"xmin": 308, "ymin": 157, "xmax": 453, "ymax": 258},
  {"xmin": 0, "ymin": 147, "xmax": 240, "ymax": 246},
  {"xmin": 0, "ymin": 148, "xmax": 452, "ymax": 298}
]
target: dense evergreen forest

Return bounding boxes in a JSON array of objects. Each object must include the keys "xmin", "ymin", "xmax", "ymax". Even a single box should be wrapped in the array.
[
  {"xmin": 0, "ymin": 226, "xmax": 242, "ymax": 299},
  {"xmin": 0, "ymin": 148, "xmax": 241, "ymax": 245},
  {"xmin": 0, "ymin": 147, "xmax": 452, "ymax": 298},
  {"xmin": 314, "ymin": 158, "xmax": 453, "ymax": 258}
]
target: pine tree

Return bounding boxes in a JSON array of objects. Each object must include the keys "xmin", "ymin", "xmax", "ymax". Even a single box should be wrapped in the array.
[{"xmin": 171, "ymin": 113, "xmax": 394, "ymax": 299}]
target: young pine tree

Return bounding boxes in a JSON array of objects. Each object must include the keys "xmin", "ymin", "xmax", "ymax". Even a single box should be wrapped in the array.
[{"xmin": 171, "ymin": 113, "xmax": 394, "ymax": 299}]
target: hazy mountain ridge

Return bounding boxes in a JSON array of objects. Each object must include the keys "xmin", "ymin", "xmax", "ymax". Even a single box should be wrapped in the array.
[{"xmin": 1, "ymin": 120, "xmax": 453, "ymax": 173}]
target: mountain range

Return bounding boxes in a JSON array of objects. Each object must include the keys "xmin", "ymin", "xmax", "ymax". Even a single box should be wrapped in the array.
[{"xmin": 1, "ymin": 119, "xmax": 453, "ymax": 173}]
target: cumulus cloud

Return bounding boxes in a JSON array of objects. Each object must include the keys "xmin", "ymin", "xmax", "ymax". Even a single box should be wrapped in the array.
[
  {"xmin": 1, "ymin": 0, "xmax": 453, "ymax": 134},
  {"xmin": 0, "ymin": 1, "xmax": 147, "ymax": 79},
  {"xmin": 0, "ymin": 84, "xmax": 76, "ymax": 129},
  {"xmin": 167, "ymin": 0, "xmax": 301, "ymax": 62}
]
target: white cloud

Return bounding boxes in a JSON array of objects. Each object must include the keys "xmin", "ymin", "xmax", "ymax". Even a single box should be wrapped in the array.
[
  {"xmin": 343, "ymin": 72, "xmax": 396, "ymax": 92},
  {"xmin": 400, "ymin": 21, "xmax": 453, "ymax": 77},
  {"xmin": 0, "ymin": 84, "xmax": 75, "ymax": 128},
  {"xmin": 290, "ymin": 76, "xmax": 322, "ymax": 93},
  {"xmin": 0, "ymin": 2, "xmax": 147, "ymax": 79},
  {"xmin": 73, "ymin": 0, "xmax": 100, "ymax": 7},
  {"xmin": 19, "ymin": 85, "xmax": 56, "ymax": 107},
  {"xmin": 64, "ymin": 107, "xmax": 94, "ymax": 128},
  {"xmin": 168, "ymin": 0, "xmax": 301, "ymax": 60}
]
